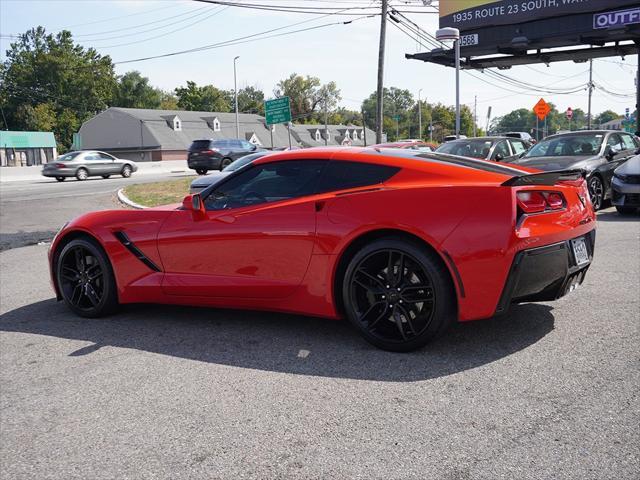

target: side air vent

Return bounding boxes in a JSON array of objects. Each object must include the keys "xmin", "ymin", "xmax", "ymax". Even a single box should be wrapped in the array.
[{"xmin": 114, "ymin": 231, "xmax": 161, "ymax": 272}]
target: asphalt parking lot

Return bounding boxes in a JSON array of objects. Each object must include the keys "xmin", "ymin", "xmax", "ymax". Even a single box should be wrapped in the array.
[{"xmin": 0, "ymin": 179, "xmax": 638, "ymax": 479}]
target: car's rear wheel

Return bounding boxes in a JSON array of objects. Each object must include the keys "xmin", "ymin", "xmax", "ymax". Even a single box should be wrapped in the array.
[
  {"xmin": 588, "ymin": 175, "xmax": 604, "ymax": 211},
  {"xmin": 342, "ymin": 237, "xmax": 455, "ymax": 352},
  {"xmin": 196, "ymin": 168, "xmax": 208, "ymax": 175},
  {"xmin": 56, "ymin": 238, "xmax": 118, "ymax": 318},
  {"xmin": 616, "ymin": 206, "xmax": 637, "ymax": 215},
  {"xmin": 121, "ymin": 165, "xmax": 132, "ymax": 178},
  {"xmin": 76, "ymin": 168, "xmax": 88, "ymax": 181},
  {"xmin": 102, "ymin": 175, "xmax": 110, "ymax": 179},
  {"xmin": 55, "ymin": 176, "xmax": 65, "ymax": 182},
  {"xmin": 220, "ymin": 157, "xmax": 233, "ymax": 170}
]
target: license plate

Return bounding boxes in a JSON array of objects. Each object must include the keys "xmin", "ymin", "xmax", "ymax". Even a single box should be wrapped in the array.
[{"xmin": 571, "ymin": 237, "xmax": 589, "ymax": 266}]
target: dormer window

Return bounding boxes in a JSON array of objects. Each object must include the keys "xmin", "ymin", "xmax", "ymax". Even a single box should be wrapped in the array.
[
  {"xmin": 173, "ymin": 116, "xmax": 181, "ymax": 131},
  {"xmin": 344, "ymin": 130, "xmax": 350, "ymax": 140},
  {"xmin": 314, "ymin": 130, "xmax": 321, "ymax": 142},
  {"xmin": 213, "ymin": 117, "xmax": 221, "ymax": 132},
  {"xmin": 352, "ymin": 130, "xmax": 359, "ymax": 140}
]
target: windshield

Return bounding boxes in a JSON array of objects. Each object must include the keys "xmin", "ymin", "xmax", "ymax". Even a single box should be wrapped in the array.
[
  {"xmin": 524, "ymin": 134, "xmax": 604, "ymax": 157},
  {"xmin": 222, "ymin": 152, "xmax": 268, "ymax": 172},
  {"xmin": 436, "ymin": 139, "xmax": 493, "ymax": 158},
  {"xmin": 57, "ymin": 152, "xmax": 82, "ymax": 162}
]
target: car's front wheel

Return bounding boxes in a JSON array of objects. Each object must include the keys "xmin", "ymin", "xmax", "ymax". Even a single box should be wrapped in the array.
[
  {"xmin": 588, "ymin": 175, "xmax": 604, "ymax": 211},
  {"xmin": 196, "ymin": 168, "xmax": 208, "ymax": 175},
  {"xmin": 75, "ymin": 168, "xmax": 88, "ymax": 181},
  {"xmin": 342, "ymin": 237, "xmax": 455, "ymax": 352},
  {"xmin": 55, "ymin": 176, "xmax": 65, "ymax": 182},
  {"xmin": 56, "ymin": 237, "xmax": 118, "ymax": 318},
  {"xmin": 220, "ymin": 157, "xmax": 233, "ymax": 170},
  {"xmin": 121, "ymin": 165, "xmax": 132, "ymax": 178}
]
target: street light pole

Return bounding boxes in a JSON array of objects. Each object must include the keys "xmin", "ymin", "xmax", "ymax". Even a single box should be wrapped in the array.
[
  {"xmin": 233, "ymin": 56, "xmax": 240, "ymax": 139},
  {"xmin": 435, "ymin": 27, "xmax": 461, "ymax": 139},
  {"xmin": 418, "ymin": 88, "xmax": 423, "ymax": 140}
]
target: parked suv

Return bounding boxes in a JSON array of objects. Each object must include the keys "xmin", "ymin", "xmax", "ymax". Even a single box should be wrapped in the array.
[{"xmin": 188, "ymin": 139, "xmax": 262, "ymax": 174}]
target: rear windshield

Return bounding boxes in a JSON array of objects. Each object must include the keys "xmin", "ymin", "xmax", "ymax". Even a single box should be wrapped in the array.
[
  {"xmin": 190, "ymin": 140, "xmax": 211, "ymax": 150},
  {"xmin": 57, "ymin": 152, "xmax": 82, "ymax": 161},
  {"xmin": 436, "ymin": 139, "xmax": 494, "ymax": 157}
]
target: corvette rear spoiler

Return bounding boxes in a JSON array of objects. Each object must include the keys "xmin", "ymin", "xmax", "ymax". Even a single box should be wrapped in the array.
[{"xmin": 501, "ymin": 169, "xmax": 586, "ymax": 187}]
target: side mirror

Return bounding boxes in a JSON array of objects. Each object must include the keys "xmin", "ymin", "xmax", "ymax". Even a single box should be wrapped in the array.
[
  {"xmin": 604, "ymin": 145, "xmax": 617, "ymax": 160},
  {"xmin": 182, "ymin": 194, "xmax": 205, "ymax": 217},
  {"xmin": 494, "ymin": 153, "xmax": 504, "ymax": 162}
]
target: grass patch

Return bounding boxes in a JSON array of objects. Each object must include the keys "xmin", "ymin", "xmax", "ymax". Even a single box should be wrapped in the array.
[{"xmin": 123, "ymin": 177, "xmax": 192, "ymax": 207}]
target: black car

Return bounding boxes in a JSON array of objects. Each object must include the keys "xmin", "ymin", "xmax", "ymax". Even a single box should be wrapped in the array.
[
  {"xmin": 188, "ymin": 139, "xmax": 263, "ymax": 175},
  {"xmin": 511, "ymin": 130, "xmax": 639, "ymax": 210},
  {"xmin": 436, "ymin": 136, "xmax": 530, "ymax": 162},
  {"xmin": 189, "ymin": 151, "xmax": 272, "ymax": 194}
]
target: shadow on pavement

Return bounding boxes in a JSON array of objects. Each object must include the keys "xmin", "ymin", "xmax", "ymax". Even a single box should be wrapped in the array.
[
  {"xmin": 0, "ymin": 299, "xmax": 555, "ymax": 382},
  {"xmin": 596, "ymin": 210, "xmax": 639, "ymax": 222},
  {"xmin": 0, "ymin": 230, "xmax": 57, "ymax": 251}
]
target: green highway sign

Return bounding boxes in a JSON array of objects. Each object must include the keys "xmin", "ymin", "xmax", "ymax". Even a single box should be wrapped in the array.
[{"xmin": 265, "ymin": 96, "xmax": 292, "ymax": 125}]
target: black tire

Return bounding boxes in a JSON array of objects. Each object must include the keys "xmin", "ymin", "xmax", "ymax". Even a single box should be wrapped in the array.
[
  {"xmin": 588, "ymin": 175, "xmax": 604, "ymax": 211},
  {"xmin": 196, "ymin": 168, "xmax": 208, "ymax": 175},
  {"xmin": 616, "ymin": 206, "xmax": 637, "ymax": 215},
  {"xmin": 75, "ymin": 168, "xmax": 88, "ymax": 181},
  {"xmin": 342, "ymin": 237, "xmax": 456, "ymax": 352},
  {"xmin": 55, "ymin": 176, "xmax": 65, "ymax": 182},
  {"xmin": 56, "ymin": 237, "xmax": 118, "ymax": 318},
  {"xmin": 220, "ymin": 157, "xmax": 233, "ymax": 170},
  {"xmin": 102, "ymin": 175, "xmax": 111, "ymax": 179},
  {"xmin": 121, "ymin": 164, "xmax": 132, "ymax": 178}
]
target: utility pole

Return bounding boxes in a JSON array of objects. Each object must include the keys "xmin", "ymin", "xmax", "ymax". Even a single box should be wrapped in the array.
[
  {"xmin": 233, "ymin": 56, "xmax": 240, "ymax": 138},
  {"xmin": 361, "ymin": 107, "xmax": 367, "ymax": 146},
  {"xmin": 636, "ymin": 45, "xmax": 640, "ymax": 134},
  {"xmin": 418, "ymin": 89, "xmax": 423, "ymax": 140},
  {"xmin": 429, "ymin": 117, "xmax": 433, "ymax": 143},
  {"xmin": 587, "ymin": 58, "xmax": 593, "ymax": 129},
  {"xmin": 375, "ymin": 0, "xmax": 388, "ymax": 143},
  {"xmin": 473, "ymin": 95, "xmax": 477, "ymax": 137},
  {"xmin": 324, "ymin": 96, "xmax": 328, "ymax": 146}
]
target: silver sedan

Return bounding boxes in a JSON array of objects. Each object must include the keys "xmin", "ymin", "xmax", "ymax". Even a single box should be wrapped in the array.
[{"xmin": 42, "ymin": 151, "xmax": 138, "ymax": 182}]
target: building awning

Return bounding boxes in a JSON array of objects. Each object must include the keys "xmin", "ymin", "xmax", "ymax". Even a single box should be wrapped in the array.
[{"xmin": 0, "ymin": 131, "xmax": 57, "ymax": 148}]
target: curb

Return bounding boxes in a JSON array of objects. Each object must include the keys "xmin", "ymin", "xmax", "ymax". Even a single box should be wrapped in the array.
[{"xmin": 117, "ymin": 188, "xmax": 148, "ymax": 210}]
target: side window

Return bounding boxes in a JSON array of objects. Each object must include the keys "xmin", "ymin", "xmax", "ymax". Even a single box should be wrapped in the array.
[
  {"xmin": 492, "ymin": 141, "xmax": 510, "ymax": 159},
  {"xmin": 607, "ymin": 134, "xmax": 623, "ymax": 151},
  {"xmin": 620, "ymin": 133, "xmax": 636, "ymax": 150},
  {"xmin": 84, "ymin": 154, "xmax": 99, "ymax": 161},
  {"xmin": 317, "ymin": 161, "xmax": 400, "ymax": 193},
  {"xmin": 509, "ymin": 140, "xmax": 526, "ymax": 156},
  {"xmin": 99, "ymin": 153, "xmax": 115, "ymax": 160},
  {"xmin": 205, "ymin": 160, "xmax": 327, "ymax": 211}
]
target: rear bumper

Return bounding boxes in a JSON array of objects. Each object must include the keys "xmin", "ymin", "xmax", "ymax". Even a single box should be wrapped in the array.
[
  {"xmin": 495, "ymin": 230, "xmax": 596, "ymax": 315},
  {"xmin": 42, "ymin": 167, "xmax": 75, "ymax": 177},
  {"xmin": 188, "ymin": 156, "xmax": 222, "ymax": 170}
]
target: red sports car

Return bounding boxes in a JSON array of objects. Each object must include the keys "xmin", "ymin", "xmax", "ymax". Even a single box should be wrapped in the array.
[{"xmin": 49, "ymin": 148, "xmax": 596, "ymax": 351}]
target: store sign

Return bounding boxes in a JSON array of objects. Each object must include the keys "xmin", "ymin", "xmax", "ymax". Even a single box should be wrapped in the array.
[{"xmin": 593, "ymin": 7, "xmax": 640, "ymax": 29}]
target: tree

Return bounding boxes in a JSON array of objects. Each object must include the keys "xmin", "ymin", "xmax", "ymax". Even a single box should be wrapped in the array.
[
  {"xmin": 174, "ymin": 81, "xmax": 231, "ymax": 112},
  {"xmin": 159, "ymin": 91, "xmax": 179, "ymax": 110},
  {"xmin": 594, "ymin": 110, "xmax": 620, "ymax": 126},
  {"xmin": 113, "ymin": 71, "xmax": 162, "ymax": 109},
  {"xmin": 273, "ymin": 73, "xmax": 341, "ymax": 122},
  {"xmin": 236, "ymin": 86, "xmax": 264, "ymax": 115},
  {"xmin": 0, "ymin": 27, "xmax": 116, "ymax": 149},
  {"xmin": 15, "ymin": 103, "xmax": 56, "ymax": 131}
]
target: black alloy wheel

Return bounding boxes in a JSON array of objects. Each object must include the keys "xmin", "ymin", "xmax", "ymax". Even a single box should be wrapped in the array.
[
  {"xmin": 56, "ymin": 238, "xmax": 118, "ymax": 317},
  {"xmin": 55, "ymin": 176, "xmax": 65, "ymax": 182},
  {"xmin": 342, "ymin": 237, "xmax": 455, "ymax": 352},
  {"xmin": 121, "ymin": 165, "xmax": 132, "ymax": 178},
  {"xmin": 588, "ymin": 175, "xmax": 604, "ymax": 211},
  {"xmin": 220, "ymin": 157, "xmax": 233, "ymax": 170}
]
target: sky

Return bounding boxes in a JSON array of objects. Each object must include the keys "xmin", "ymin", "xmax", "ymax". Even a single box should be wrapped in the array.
[{"xmin": 1, "ymin": 0, "xmax": 637, "ymax": 123}]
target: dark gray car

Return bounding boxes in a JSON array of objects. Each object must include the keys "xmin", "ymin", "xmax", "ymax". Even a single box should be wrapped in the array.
[
  {"xmin": 188, "ymin": 139, "xmax": 263, "ymax": 175},
  {"xmin": 42, "ymin": 151, "xmax": 138, "ymax": 182},
  {"xmin": 189, "ymin": 151, "xmax": 272, "ymax": 194},
  {"xmin": 511, "ymin": 130, "xmax": 639, "ymax": 210}
]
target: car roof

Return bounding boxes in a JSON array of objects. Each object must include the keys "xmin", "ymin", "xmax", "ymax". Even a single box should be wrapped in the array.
[{"xmin": 251, "ymin": 146, "xmax": 535, "ymax": 183}]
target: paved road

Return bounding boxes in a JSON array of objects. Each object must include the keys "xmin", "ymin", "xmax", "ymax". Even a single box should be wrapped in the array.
[
  {"xmin": 0, "ymin": 187, "xmax": 638, "ymax": 479},
  {"xmin": 0, "ymin": 173, "xmax": 195, "ymax": 251}
]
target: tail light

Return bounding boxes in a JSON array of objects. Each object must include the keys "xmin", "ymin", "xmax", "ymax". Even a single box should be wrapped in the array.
[
  {"xmin": 201, "ymin": 148, "xmax": 219, "ymax": 154},
  {"xmin": 54, "ymin": 162, "xmax": 66, "ymax": 169},
  {"xmin": 517, "ymin": 190, "xmax": 566, "ymax": 214}
]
